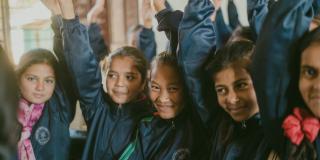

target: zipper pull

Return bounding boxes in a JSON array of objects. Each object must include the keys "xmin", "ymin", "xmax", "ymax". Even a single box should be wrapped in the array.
[
  {"xmin": 171, "ymin": 121, "xmax": 175, "ymax": 129},
  {"xmin": 117, "ymin": 104, "xmax": 122, "ymax": 115},
  {"xmin": 241, "ymin": 121, "xmax": 247, "ymax": 129}
]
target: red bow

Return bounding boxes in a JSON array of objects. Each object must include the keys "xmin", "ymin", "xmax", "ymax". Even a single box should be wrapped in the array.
[{"xmin": 282, "ymin": 107, "xmax": 320, "ymax": 145}]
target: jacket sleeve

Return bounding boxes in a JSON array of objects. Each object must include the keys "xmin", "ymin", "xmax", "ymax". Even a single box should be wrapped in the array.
[
  {"xmin": 251, "ymin": 0, "xmax": 314, "ymax": 154},
  {"xmin": 51, "ymin": 15, "xmax": 77, "ymax": 123},
  {"xmin": 178, "ymin": 0, "xmax": 216, "ymax": 126},
  {"xmin": 214, "ymin": 0, "xmax": 268, "ymax": 48},
  {"xmin": 137, "ymin": 27, "xmax": 157, "ymax": 62},
  {"xmin": 88, "ymin": 23, "xmax": 108, "ymax": 62},
  {"xmin": 247, "ymin": 0, "xmax": 269, "ymax": 35},
  {"xmin": 155, "ymin": 9, "xmax": 183, "ymax": 54},
  {"xmin": 61, "ymin": 17, "xmax": 105, "ymax": 122}
]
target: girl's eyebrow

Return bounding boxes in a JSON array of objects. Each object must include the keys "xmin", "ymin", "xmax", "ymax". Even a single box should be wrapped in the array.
[
  {"xmin": 150, "ymin": 80, "xmax": 159, "ymax": 85},
  {"xmin": 301, "ymin": 65, "xmax": 315, "ymax": 69},
  {"xmin": 234, "ymin": 78, "xmax": 249, "ymax": 84}
]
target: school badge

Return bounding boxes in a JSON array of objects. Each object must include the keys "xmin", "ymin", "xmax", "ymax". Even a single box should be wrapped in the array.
[
  {"xmin": 35, "ymin": 126, "xmax": 50, "ymax": 145},
  {"xmin": 172, "ymin": 148, "xmax": 190, "ymax": 160}
]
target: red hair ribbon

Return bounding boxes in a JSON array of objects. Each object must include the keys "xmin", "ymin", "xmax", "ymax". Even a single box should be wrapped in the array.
[{"xmin": 282, "ymin": 107, "xmax": 320, "ymax": 145}]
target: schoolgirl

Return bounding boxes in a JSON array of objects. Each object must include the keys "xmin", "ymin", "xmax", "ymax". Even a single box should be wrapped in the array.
[
  {"xmin": 252, "ymin": 0, "xmax": 320, "ymax": 159},
  {"xmin": 57, "ymin": 0, "xmax": 154, "ymax": 159},
  {"xmin": 178, "ymin": 0, "xmax": 272, "ymax": 159},
  {"xmin": 16, "ymin": 47, "xmax": 77, "ymax": 160},
  {"xmin": 119, "ymin": 52, "xmax": 209, "ymax": 160}
]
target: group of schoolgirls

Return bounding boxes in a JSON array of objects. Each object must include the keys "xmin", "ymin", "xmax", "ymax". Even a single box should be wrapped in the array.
[{"xmin": 6, "ymin": 0, "xmax": 320, "ymax": 159}]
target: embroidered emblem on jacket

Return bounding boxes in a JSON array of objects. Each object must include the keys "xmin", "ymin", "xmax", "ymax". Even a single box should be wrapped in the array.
[
  {"xmin": 172, "ymin": 148, "xmax": 190, "ymax": 160},
  {"xmin": 35, "ymin": 126, "xmax": 50, "ymax": 145}
]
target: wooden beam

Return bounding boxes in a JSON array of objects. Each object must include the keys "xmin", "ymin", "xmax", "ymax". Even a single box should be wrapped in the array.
[{"xmin": 0, "ymin": 0, "xmax": 12, "ymax": 61}]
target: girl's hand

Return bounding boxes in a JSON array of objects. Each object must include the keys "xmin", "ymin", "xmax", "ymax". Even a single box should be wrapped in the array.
[
  {"xmin": 151, "ymin": 0, "xmax": 166, "ymax": 13},
  {"xmin": 87, "ymin": 0, "xmax": 105, "ymax": 24},
  {"xmin": 40, "ymin": 0, "xmax": 61, "ymax": 15},
  {"xmin": 57, "ymin": 0, "xmax": 75, "ymax": 20},
  {"xmin": 142, "ymin": 0, "xmax": 153, "ymax": 28}
]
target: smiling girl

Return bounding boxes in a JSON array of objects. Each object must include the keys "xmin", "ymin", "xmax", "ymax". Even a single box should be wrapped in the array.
[
  {"xmin": 252, "ymin": 0, "xmax": 320, "ymax": 159},
  {"xmin": 118, "ymin": 52, "xmax": 209, "ymax": 160},
  {"xmin": 56, "ymin": 0, "xmax": 154, "ymax": 159},
  {"xmin": 16, "ymin": 48, "xmax": 77, "ymax": 160}
]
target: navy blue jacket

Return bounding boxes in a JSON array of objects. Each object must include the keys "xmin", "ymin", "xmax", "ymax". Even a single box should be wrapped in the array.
[
  {"xmin": 155, "ymin": 8, "xmax": 183, "ymax": 55},
  {"xmin": 61, "ymin": 18, "xmax": 153, "ymax": 160},
  {"xmin": 137, "ymin": 27, "xmax": 157, "ymax": 62},
  {"xmin": 178, "ymin": 0, "xmax": 271, "ymax": 159},
  {"xmin": 251, "ymin": 0, "xmax": 318, "ymax": 159},
  {"xmin": 178, "ymin": 0, "xmax": 216, "ymax": 126},
  {"xmin": 23, "ymin": 15, "xmax": 77, "ymax": 160},
  {"xmin": 88, "ymin": 24, "xmax": 109, "ymax": 62},
  {"xmin": 214, "ymin": 0, "xmax": 269, "ymax": 48},
  {"xmin": 119, "ymin": 105, "xmax": 209, "ymax": 160}
]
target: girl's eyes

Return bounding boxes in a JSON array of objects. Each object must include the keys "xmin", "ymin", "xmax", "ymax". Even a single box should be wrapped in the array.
[
  {"xmin": 301, "ymin": 67, "xmax": 317, "ymax": 79},
  {"xmin": 215, "ymin": 87, "xmax": 227, "ymax": 95},
  {"xmin": 235, "ymin": 82, "xmax": 248, "ymax": 90},
  {"xmin": 107, "ymin": 73, "xmax": 117, "ymax": 79},
  {"xmin": 26, "ymin": 76, "xmax": 36, "ymax": 81},
  {"xmin": 126, "ymin": 75, "xmax": 135, "ymax": 81},
  {"xmin": 45, "ymin": 79, "xmax": 55, "ymax": 84},
  {"xmin": 151, "ymin": 85, "xmax": 160, "ymax": 91},
  {"xmin": 168, "ymin": 86, "xmax": 179, "ymax": 93}
]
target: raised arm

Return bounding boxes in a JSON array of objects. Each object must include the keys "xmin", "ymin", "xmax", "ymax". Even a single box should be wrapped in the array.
[
  {"xmin": 58, "ymin": 0, "xmax": 104, "ymax": 122},
  {"xmin": 138, "ymin": 28, "xmax": 157, "ymax": 62},
  {"xmin": 41, "ymin": 0, "xmax": 77, "ymax": 123},
  {"xmin": 178, "ymin": 0, "xmax": 216, "ymax": 125},
  {"xmin": 153, "ymin": 0, "xmax": 183, "ymax": 54},
  {"xmin": 138, "ymin": 0, "xmax": 157, "ymax": 62},
  {"xmin": 251, "ymin": 0, "xmax": 314, "ymax": 154},
  {"xmin": 215, "ymin": 0, "xmax": 269, "ymax": 48}
]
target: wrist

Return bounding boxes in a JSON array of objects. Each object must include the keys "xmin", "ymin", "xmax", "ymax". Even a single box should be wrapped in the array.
[
  {"xmin": 155, "ymin": 4, "xmax": 166, "ymax": 13},
  {"xmin": 143, "ymin": 19, "xmax": 153, "ymax": 28}
]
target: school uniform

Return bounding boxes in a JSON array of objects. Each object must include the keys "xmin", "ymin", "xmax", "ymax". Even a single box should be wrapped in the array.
[
  {"xmin": 137, "ymin": 27, "xmax": 157, "ymax": 62},
  {"xmin": 155, "ymin": 8, "xmax": 183, "ymax": 55},
  {"xmin": 119, "ymin": 103, "xmax": 210, "ymax": 160},
  {"xmin": 61, "ymin": 17, "xmax": 153, "ymax": 160},
  {"xmin": 214, "ymin": 0, "xmax": 269, "ymax": 48},
  {"xmin": 88, "ymin": 23, "xmax": 109, "ymax": 61},
  {"xmin": 178, "ymin": 0, "xmax": 272, "ymax": 159},
  {"xmin": 19, "ymin": 15, "xmax": 78, "ymax": 160},
  {"xmin": 251, "ymin": 0, "xmax": 318, "ymax": 159},
  {"xmin": 210, "ymin": 113, "xmax": 270, "ymax": 159}
]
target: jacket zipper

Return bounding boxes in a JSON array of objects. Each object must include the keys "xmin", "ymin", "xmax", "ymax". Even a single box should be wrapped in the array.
[
  {"xmin": 241, "ymin": 120, "xmax": 247, "ymax": 129},
  {"xmin": 171, "ymin": 120, "xmax": 175, "ymax": 129}
]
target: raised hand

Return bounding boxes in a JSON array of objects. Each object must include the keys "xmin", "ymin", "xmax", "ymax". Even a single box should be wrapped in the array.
[
  {"xmin": 212, "ymin": 0, "xmax": 221, "ymax": 9},
  {"xmin": 57, "ymin": 0, "xmax": 75, "ymax": 20},
  {"xmin": 87, "ymin": 0, "xmax": 105, "ymax": 24},
  {"xmin": 40, "ymin": 0, "xmax": 61, "ymax": 15},
  {"xmin": 151, "ymin": 0, "xmax": 166, "ymax": 13},
  {"xmin": 142, "ymin": 0, "xmax": 153, "ymax": 28}
]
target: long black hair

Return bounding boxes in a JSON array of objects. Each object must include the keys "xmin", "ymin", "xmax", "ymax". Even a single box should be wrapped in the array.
[
  {"xmin": 206, "ymin": 27, "xmax": 256, "ymax": 157},
  {"xmin": 286, "ymin": 26, "xmax": 320, "ymax": 160}
]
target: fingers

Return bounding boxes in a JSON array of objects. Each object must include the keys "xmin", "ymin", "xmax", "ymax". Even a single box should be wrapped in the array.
[{"xmin": 151, "ymin": 0, "xmax": 166, "ymax": 13}]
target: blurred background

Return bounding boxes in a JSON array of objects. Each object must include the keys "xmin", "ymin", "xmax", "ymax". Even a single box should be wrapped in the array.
[{"xmin": 0, "ymin": 0, "xmax": 187, "ymax": 64}]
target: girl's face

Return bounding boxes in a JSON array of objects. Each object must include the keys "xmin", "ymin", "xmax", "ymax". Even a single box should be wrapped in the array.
[
  {"xmin": 299, "ymin": 43, "xmax": 320, "ymax": 118},
  {"xmin": 149, "ymin": 64, "xmax": 184, "ymax": 119},
  {"xmin": 106, "ymin": 56, "xmax": 145, "ymax": 104},
  {"xmin": 214, "ymin": 66, "xmax": 259, "ymax": 122},
  {"xmin": 19, "ymin": 63, "xmax": 55, "ymax": 104}
]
